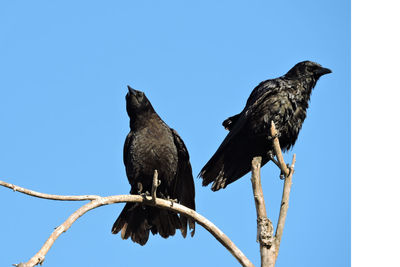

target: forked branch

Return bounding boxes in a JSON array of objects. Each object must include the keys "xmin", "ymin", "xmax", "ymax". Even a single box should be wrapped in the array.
[
  {"xmin": 0, "ymin": 176, "xmax": 254, "ymax": 267},
  {"xmin": 270, "ymin": 121, "xmax": 296, "ymax": 260},
  {"xmin": 249, "ymin": 121, "xmax": 296, "ymax": 267},
  {"xmin": 251, "ymin": 157, "xmax": 275, "ymax": 267}
]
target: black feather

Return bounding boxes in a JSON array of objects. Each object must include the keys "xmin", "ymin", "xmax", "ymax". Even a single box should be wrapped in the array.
[
  {"xmin": 199, "ymin": 61, "xmax": 331, "ymax": 191},
  {"xmin": 111, "ymin": 86, "xmax": 196, "ymax": 245}
]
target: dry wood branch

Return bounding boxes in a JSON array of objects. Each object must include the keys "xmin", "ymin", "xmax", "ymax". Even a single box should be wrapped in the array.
[
  {"xmin": 2, "ymin": 122, "xmax": 297, "ymax": 267},
  {"xmin": 270, "ymin": 121, "xmax": 290, "ymax": 177},
  {"xmin": 269, "ymin": 121, "xmax": 296, "ymax": 264},
  {"xmin": 251, "ymin": 157, "xmax": 275, "ymax": 267},
  {"xmin": 0, "ymin": 180, "xmax": 100, "ymax": 201},
  {"xmin": 0, "ymin": 180, "xmax": 254, "ymax": 267},
  {"xmin": 274, "ymin": 155, "xmax": 296, "ymax": 260},
  {"xmin": 248, "ymin": 121, "xmax": 297, "ymax": 267},
  {"xmin": 151, "ymin": 169, "xmax": 159, "ymax": 202}
]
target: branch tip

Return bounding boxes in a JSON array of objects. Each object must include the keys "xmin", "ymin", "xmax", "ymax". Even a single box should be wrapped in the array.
[{"xmin": 151, "ymin": 170, "xmax": 159, "ymax": 203}]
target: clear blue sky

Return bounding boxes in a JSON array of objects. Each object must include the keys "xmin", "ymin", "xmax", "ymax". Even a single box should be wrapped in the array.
[{"xmin": 0, "ymin": 1, "xmax": 349, "ymax": 267}]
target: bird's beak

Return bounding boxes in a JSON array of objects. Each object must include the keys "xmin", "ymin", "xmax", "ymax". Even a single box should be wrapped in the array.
[
  {"xmin": 127, "ymin": 85, "xmax": 137, "ymax": 96},
  {"xmin": 316, "ymin": 67, "xmax": 332, "ymax": 76}
]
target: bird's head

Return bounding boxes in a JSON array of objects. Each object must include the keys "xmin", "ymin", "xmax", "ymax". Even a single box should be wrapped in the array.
[
  {"xmin": 285, "ymin": 61, "xmax": 332, "ymax": 80},
  {"xmin": 125, "ymin": 86, "xmax": 153, "ymax": 117}
]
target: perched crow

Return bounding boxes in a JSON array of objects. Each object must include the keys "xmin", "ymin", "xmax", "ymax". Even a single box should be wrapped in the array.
[
  {"xmin": 112, "ymin": 86, "xmax": 195, "ymax": 245},
  {"xmin": 199, "ymin": 61, "xmax": 331, "ymax": 191}
]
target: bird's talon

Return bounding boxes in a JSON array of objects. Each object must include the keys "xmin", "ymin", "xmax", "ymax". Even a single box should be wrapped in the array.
[
  {"xmin": 166, "ymin": 196, "xmax": 178, "ymax": 202},
  {"xmin": 168, "ymin": 197, "xmax": 178, "ymax": 206},
  {"xmin": 279, "ymin": 164, "xmax": 292, "ymax": 180},
  {"xmin": 140, "ymin": 191, "xmax": 151, "ymax": 197},
  {"xmin": 286, "ymin": 164, "xmax": 292, "ymax": 176}
]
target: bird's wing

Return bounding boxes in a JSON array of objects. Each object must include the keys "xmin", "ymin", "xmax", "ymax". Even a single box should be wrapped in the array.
[
  {"xmin": 199, "ymin": 79, "xmax": 287, "ymax": 188},
  {"xmin": 219, "ymin": 80, "xmax": 280, "ymax": 147},
  {"xmin": 220, "ymin": 81, "xmax": 274, "ymax": 132},
  {"xmin": 170, "ymin": 128, "xmax": 196, "ymax": 237},
  {"xmin": 123, "ymin": 131, "xmax": 134, "ymax": 180},
  {"xmin": 245, "ymin": 79, "xmax": 277, "ymax": 108},
  {"xmin": 222, "ymin": 113, "xmax": 241, "ymax": 131}
]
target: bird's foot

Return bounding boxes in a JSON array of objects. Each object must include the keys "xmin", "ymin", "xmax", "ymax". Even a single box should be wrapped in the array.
[
  {"xmin": 166, "ymin": 196, "xmax": 178, "ymax": 207},
  {"xmin": 135, "ymin": 182, "xmax": 144, "ymax": 195},
  {"xmin": 159, "ymin": 193, "xmax": 178, "ymax": 206},
  {"xmin": 140, "ymin": 191, "xmax": 151, "ymax": 197},
  {"xmin": 279, "ymin": 164, "xmax": 292, "ymax": 180}
]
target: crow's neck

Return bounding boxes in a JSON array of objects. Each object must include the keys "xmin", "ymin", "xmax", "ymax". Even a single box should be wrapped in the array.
[
  {"xmin": 293, "ymin": 75, "xmax": 318, "ymax": 104},
  {"xmin": 129, "ymin": 110, "xmax": 160, "ymax": 131}
]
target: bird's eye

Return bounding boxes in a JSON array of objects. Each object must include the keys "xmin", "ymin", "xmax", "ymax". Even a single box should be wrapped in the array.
[{"xmin": 307, "ymin": 65, "xmax": 316, "ymax": 73}]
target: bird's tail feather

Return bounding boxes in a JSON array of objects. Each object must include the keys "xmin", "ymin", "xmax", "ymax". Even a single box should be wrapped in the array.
[
  {"xmin": 179, "ymin": 190, "xmax": 196, "ymax": 238},
  {"xmin": 200, "ymin": 142, "xmax": 267, "ymax": 191},
  {"xmin": 222, "ymin": 113, "xmax": 241, "ymax": 131},
  {"xmin": 200, "ymin": 150, "xmax": 232, "ymax": 191},
  {"xmin": 200, "ymin": 152, "xmax": 224, "ymax": 186},
  {"xmin": 111, "ymin": 202, "xmax": 181, "ymax": 245}
]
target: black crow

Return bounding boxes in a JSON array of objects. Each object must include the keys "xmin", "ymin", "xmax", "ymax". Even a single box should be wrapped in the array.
[
  {"xmin": 199, "ymin": 61, "xmax": 331, "ymax": 191},
  {"xmin": 112, "ymin": 86, "xmax": 195, "ymax": 245}
]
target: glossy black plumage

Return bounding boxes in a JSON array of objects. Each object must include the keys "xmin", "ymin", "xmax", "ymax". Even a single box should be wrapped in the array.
[
  {"xmin": 200, "ymin": 61, "xmax": 331, "ymax": 191},
  {"xmin": 112, "ymin": 86, "xmax": 195, "ymax": 245}
]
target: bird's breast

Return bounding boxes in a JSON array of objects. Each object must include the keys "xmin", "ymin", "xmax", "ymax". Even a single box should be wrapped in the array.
[{"xmin": 127, "ymin": 127, "xmax": 178, "ymax": 185}]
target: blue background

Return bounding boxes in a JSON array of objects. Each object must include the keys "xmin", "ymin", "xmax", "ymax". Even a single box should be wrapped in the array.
[{"xmin": 0, "ymin": 1, "xmax": 350, "ymax": 267}]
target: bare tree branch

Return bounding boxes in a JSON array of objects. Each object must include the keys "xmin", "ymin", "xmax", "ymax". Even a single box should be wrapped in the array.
[
  {"xmin": 0, "ymin": 180, "xmax": 254, "ymax": 267},
  {"xmin": 248, "ymin": 121, "xmax": 297, "ymax": 267},
  {"xmin": 269, "ymin": 121, "xmax": 296, "ymax": 263},
  {"xmin": 274, "ymin": 155, "xmax": 295, "ymax": 261},
  {"xmin": 2, "ymin": 121, "xmax": 297, "ymax": 267},
  {"xmin": 270, "ymin": 121, "xmax": 291, "ymax": 177},
  {"xmin": 0, "ymin": 180, "xmax": 100, "ymax": 201},
  {"xmin": 251, "ymin": 157, "xmax": 275, "ymax": 267},
  {"xmin": 151, "ymin": 169, "xmax": 159, "ymax": 202}
]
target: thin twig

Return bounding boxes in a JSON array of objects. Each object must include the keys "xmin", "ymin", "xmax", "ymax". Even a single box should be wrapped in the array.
[
  {"xmin": 269, "ymin": 121, "xmax": 296, "ymax": 263},
  {"xmin": 248, "ymin": 121, "xmax": 296, "ymax": 267},
  {"xmin": 251, "ymin": 157, "xmax": 275, "ymax": 267},
  {"xmin": 267, "ymin": 151, "xmax": 281, "ymax": 169},
  {"xmin": 270, "ymin": 121, "xmax": 290, "ymax": 177},
  {"xmin": 0, "ymin": 180, "xmax": 100, "ymax": 201},
  {"xmin": 274, "ymin": 155, "xmax": 296, "ymax": 260},
  {"xmin": 0, "ymin": 181, "xmax": 254, "ymax": 267},
  {"xmin": 151, "ymin": 170, "xmax": 159, "ymax": 202}
]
